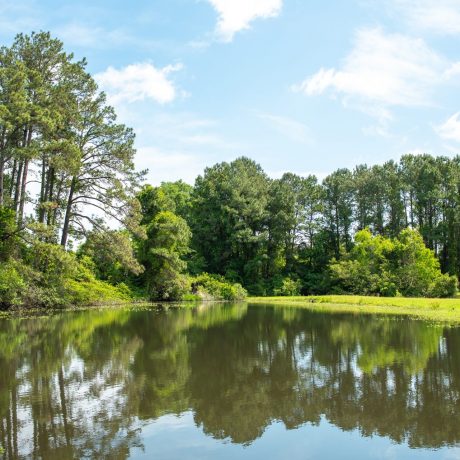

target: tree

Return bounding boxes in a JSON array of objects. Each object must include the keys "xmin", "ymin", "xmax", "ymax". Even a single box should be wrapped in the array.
[
  {"xmin": 394, "ymin": 228, "xmax": 455, "ymax": 297},
  {"xmin": 191, "ymin": 157, "xmax": 269, "ymax": 292},
  {"xmin": 140, "ymin": 211, "xmax": 191, "ymax": 300},
  {"xmin": 78, "ymin": 230, "xmax": 143, "ymax": 283},
  {"xmin": 330, "ymin": 228, "xmax": 457, "ymax": 297},
  {"xmin": 59, "ymin": 77, "xmax": 142, "ymax": 247},
  {"xmin": 322, "ymin": 168, "xmax": 354, "ymax": 257}
]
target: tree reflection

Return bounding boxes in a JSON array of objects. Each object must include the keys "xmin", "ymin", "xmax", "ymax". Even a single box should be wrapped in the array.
[{"xmin": 0, "ymin": 304, "xmax": 459, "ymax": 458}]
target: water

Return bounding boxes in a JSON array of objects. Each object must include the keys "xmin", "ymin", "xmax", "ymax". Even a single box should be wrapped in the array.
[{"xmin": 0, "ymin": 303, "xmax": 459, "ymax": 459}]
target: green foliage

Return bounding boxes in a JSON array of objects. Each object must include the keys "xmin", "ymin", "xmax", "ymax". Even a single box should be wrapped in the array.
[
  {"xmin": 140, "ymin": 210, "xmax": 192, "ymax": 301},
  {"xmin": 137, "ymin": 181, "xmax": 193, "ymax": 223},
  {"xmin": 330, "ymin": 229, "xmax": 458, "ymax": 298},
  {"xmin": 78, "ymin": 230, "xmax": 144, "ymax": 283},
  {"xmin": 428, "ymin": 274, "xmax": 458, "ymax": 298},
  {"xmin": 191, "ymin": 157, "xmax": 269, "ymax": 288},
  {"xmin": 66, "ymin": 279, "xmax": 133, "ymax": 305},
  {"xmin": 0, "ymin": 240, "xmax": 135, "ymax": 309},
  {"xmin": 191, "ymin": 273, "xmax": 247, "ymax": 301},
  {"xmin": 0, "ymin": 260, "xmax": 26, "ymax": 307},
  {"xmin": 0, "ymin": 207, "xmax": 18, "ymax": 260},
  {"xmin": 273, "ymin": 277, "xmax": 302, "ymax": 296}
]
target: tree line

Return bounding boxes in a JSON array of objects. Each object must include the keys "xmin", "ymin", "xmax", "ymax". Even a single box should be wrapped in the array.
[
  {"xmin": 141, "ymin": 154, "xmax": 458, "ymax": 297},
  {"xmin": 0, "ymin": 31, "xmax": 458, "ymax": 306}
]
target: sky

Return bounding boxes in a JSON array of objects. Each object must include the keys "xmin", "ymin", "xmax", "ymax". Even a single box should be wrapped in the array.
[{"xmin": 2, "ymin": 0, "xmax": 460, "ymax": 184}]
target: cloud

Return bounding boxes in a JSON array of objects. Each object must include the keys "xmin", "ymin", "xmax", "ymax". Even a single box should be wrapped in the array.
[
  {"xmin": 390, "ymin": 0, "xmax": 460, "ymax": 35},
  {"xmin": 436, "ymin": 112, "xmax": 460, "ymax": 143},
  {"xmin": 444, "ymin": 62, "xmax": 460, "ymax": 80},
  {"xmin": 95, "ymin": 62, "xmax": 183, "ymax": 106},
  {"xmin": 207, "ymin": 0, "xmax": 283, "ymax": 42},
  {"xmin": 293, "ymin": 28, "xmax": 443, "ymax": 109},
  {"xmin": 255, "ymin": 112, "xmax": 312, "ymax": 144}
]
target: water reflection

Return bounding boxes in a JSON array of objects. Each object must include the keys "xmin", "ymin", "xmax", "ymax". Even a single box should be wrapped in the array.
[{"xmin": 0, "ymin": 304, "xmax": 459, "ymax": 459}]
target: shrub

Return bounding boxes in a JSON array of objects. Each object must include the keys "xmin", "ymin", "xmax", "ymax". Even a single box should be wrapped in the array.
[
  {"xmin": 191, "ymin": 273, "xmax": 247, "ymax": 301},
  {"xmin": 273, "ymin": 277, "xmax": 302, "ymax": 296},
  {"xmin": 428, "ymin": 274, "xmax": 458, "ymax": 298},
  {"xmin": 0, "ymin": 261, "xmax": 26, "ymax": 308},
  {"xmin": 147, "ymin": 271, "xmax": 190, "ymax": 301},
  {"xmin": 66, "ymin": 279, "xmax": 133, "ymax": 306},
  {"xmin": 329, "ymin": 228, "xmax": 456, "ymax": 298}
]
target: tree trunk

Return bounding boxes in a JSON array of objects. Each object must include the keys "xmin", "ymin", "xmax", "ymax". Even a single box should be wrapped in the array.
[
  {"xmin": 0, "ymin": 157, "xmax": 4, "ymax": 207},
  {"xmin": 46, "ymin": 167, "xmax": 55, "ymax": 226},
  {"xmin": 38, "ymin": 155, "xmax": 47, "ymax": 223},
  {"xmin": 61, "ymin": 176, "xmax": 76, "ymax": 247},
  {"xmin": 17, "ymin": 158, "xmax": 29, "ymax": 227},
  {"xmin": 13, "ymin": 161, "xmax": 23, "ymax": 212},
  {"xmin": 9, "ymin": 158, "xmax": 17, "ymax": 201},
  {"xmin": 18, "ymin": 125, "xmax": 33, "ymax": 226}
]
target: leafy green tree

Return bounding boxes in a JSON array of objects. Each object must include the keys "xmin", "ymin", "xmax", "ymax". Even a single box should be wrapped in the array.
[
  {"xmin": 394, "ymin": 228, "xmax": 456, "ymax": 297},
  {"xmin": 191, "ymin": 157, "xmax": 269, "ymax": 292},
  {"xmin": 59, "ymin": 77, "xmax": 142, "ymax": 247},
  {"xmin": 140, "ymin": 211, "xmax": 191, "ymax": 300},
  {"xmin": 330, "ymin": 229, "xmax": 397, "ymax": 296},
  {"xmin": 330, "ymin": 228, "xmax": 457, "ymax": 297},
  {"xmin": 0, "ymin": 207, "xmax": 19, "ymax": 260},
  {"xmin": 322, "ymin": 168, "xmax": 354, "ymax": 257},
  {"xmin": 78, "ymin": 230, "xmax": 144, "ymax": 283}
]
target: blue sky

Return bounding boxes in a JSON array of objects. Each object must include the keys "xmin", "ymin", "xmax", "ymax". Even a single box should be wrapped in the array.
[{"xmin": 2, "ymin": 0, "xmax": 460, "ymax": 184}]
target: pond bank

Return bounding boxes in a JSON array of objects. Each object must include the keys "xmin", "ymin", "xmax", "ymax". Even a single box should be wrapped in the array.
[{"xmin": 248, "ymin": 295, "xmax": 460, "ymax": 323}]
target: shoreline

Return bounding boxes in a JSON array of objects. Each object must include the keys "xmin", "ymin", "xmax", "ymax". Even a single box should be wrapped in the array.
[
  {"xmin": 4, "ymin": 295, "xmax": 460, "ymax": 323},
  {"xmin": 248, "ymin": 295, "xmax": 460, "ymax": 323}
]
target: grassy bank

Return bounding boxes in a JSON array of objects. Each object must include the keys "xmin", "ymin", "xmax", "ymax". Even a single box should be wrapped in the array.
[{"xmin": 248, "ymin": 295, "xmax": 460, "ymax": 323}]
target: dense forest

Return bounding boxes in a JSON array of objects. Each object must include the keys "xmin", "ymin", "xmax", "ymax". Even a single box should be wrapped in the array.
[{"xmin": 0, "ymin": 31, "xmax": 459, "ymax": 308}]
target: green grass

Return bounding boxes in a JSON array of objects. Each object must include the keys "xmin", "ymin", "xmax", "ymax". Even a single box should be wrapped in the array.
[{"xmin": 247, "ymin": 295, "xmax": 460, "ymax": 323}]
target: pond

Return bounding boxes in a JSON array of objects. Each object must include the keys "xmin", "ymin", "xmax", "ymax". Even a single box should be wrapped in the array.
[{"xmin": 0, "ymin": 303, "xmax": 459, "ymax": 459}]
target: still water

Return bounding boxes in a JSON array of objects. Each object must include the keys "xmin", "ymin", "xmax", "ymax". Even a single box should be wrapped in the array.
[{"xmin": 0, "ymin": 303, "xmax": 459, "ymax": 459}]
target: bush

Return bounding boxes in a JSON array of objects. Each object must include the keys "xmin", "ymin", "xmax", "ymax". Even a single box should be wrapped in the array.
[
  {"xmin": 273, "ymin": 277, "xmax": 302, "ymax": 296},
  {"xmin": 329, "ymin": 228, "xmax": 456, "ymax": 298},
  {"xmin": 0, "ymin": 207, "xmax": 19, "ymax": 260},
  {"xmin": 66, "ymin": 279, "xmax": 133, "ymax": 306},
  {"xmin": 428, "ymin": 274, "xmax": 458, "ymax": 298},
  {"xmin": 0, "ymin": 261, "xmax": 26, "ymax": 308},
  {"xmin": 147, "ymin": 271, "xmax": 190, "ymax": 301},
  {"xmin": 0, "ymin": 242, "xmax": 137, "ymax": 309},
  {"xmin": 191, "ymin": 273, "xmax": 247, "ymax": 301}
]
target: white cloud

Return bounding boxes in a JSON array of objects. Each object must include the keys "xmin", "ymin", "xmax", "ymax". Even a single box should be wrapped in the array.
[
  {"xmin": 391, "ymin": 0, "xmax": 460, "ymax": 35},
  {"xmin": 436, "ymin": 112, "xmax": 460, "ymax": 143},
  {"xmin": 294, "ymin": 28, "xmax": 443, "ymax": 108},
  {"xmin": 256, "ymin": 112, "xmax": 312, "ymax": 144},
  {"xmin": 444, "ymin": 62, "xmax": 460, "ymax": 79},
  {"xmin": 95, "ymin": 62, "xmax": 183, "ymax": 106},
  {"xmin": 207, "ymin": 0, "xmax": 283, "ymax": 42}
]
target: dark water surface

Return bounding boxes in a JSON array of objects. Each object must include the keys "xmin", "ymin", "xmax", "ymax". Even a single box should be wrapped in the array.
[{"xmin": 1, "ymin": 303, "xmax": 460, "ymax": 459}]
